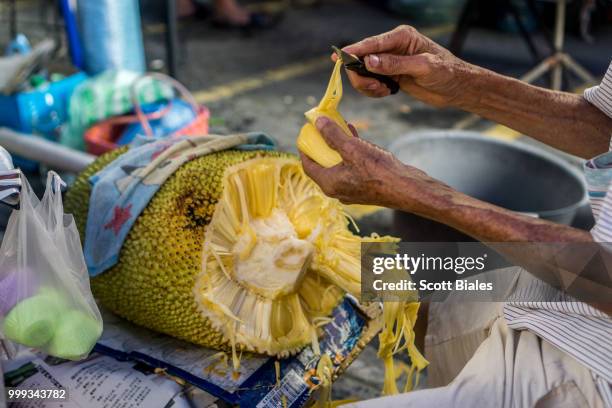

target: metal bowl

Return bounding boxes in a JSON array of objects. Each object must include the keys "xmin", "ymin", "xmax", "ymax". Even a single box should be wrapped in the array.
[{"xmin": 388, "ymin": 130, "xmax": 589, "ymax": 241}]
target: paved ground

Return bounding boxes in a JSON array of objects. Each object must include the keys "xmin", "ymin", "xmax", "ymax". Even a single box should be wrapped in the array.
[
  {"xmin": 141, "ymin": 0, "xmax": 612, "ymax": 155},
  {"xmin": 2, "ymin": 0, "xmax": 612, "ymax": 402}
]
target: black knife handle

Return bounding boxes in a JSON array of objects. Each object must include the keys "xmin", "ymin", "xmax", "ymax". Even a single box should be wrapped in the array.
[{"xmin": 345, "ymin": 64, "xmax": 400, "ymax": 95}]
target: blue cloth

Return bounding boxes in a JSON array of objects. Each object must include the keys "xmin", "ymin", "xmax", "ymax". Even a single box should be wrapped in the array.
[
  {"xmin": 116, "ymin": 99, "xmax": 197, "ymax": 146},
  {"xmin": 84, "ymin": 133, "xmax": 276, "ymax": 277}
]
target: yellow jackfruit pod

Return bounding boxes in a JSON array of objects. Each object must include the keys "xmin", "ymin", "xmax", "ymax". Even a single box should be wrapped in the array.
[
  {"xmin": 65, "ymin": 148, "xmax": 398, "ymax": 362},
  {"xmin": 297, "ymin": 60, "xmax": 353, "ymax": 168}
]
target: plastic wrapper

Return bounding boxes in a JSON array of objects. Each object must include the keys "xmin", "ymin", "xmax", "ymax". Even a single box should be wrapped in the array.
[{"xmin": 0, "ymin": 171, "xmax": 102, "ymax": 360}]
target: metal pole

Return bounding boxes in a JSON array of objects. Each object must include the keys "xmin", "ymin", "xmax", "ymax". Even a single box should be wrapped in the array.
[
  {"xmin": 561, "ymin": 54, "xmax": 596, "ymax": 83},
  {"xmin": 165, "ymin": 0, "xmax": 179, "ymax": 79},
  {"xmin": 9, "ymin": 0, "xmax": 17, "ymax": 38},
  {"xmin": 552, "ymin": 0, "xmax": 566, "ymax": 90},
  {"xmin": 0, "ymin": 128, "xmax": 95, "ymax": 173},
  {"xmin": 448, "ymin": 0, "xmax": 477, "ymax": 57},
  {"xmin": 508, "ymin": 0, "xmax": 540, "ymax": 62}
]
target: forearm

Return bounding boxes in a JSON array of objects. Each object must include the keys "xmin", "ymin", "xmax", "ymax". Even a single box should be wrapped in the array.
[
  {"xmin": 386, "ymin": 176, "xmax": 612, "ymax": 311},
  {"xmin": 442, "ymin": 194, "xmax": 611, "ymax": 312},
  {"xmin": 457, "ymin": 65, "xmax": 612, "ymax": 158},
  {"xmin": 390, "ymin": 176, "xmax": 592, "ymax": 243}
]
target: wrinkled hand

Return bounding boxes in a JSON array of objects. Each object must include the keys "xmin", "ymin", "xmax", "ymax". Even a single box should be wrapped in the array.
[
  {"xmin": 333, "ymin": 25, "xmax": 477, "ymax": 107},
  {"xmin": 300, "ymin": 117, "xmax": 446, "ymax": 211}
]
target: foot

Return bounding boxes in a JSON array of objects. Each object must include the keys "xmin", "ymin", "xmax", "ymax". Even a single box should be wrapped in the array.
[
  {"xmin": 213, "ymin": 2, "xmax": 250, "ymax": 25},
  {"xmin": 177, "ymin": 0, "xmax": 197, "ymax": 18}
]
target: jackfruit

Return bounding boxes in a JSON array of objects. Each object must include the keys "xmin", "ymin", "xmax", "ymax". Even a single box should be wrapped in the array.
[
  {"xmin": 297, "ymin": 60, "xmax": 351, "ymax": 168},
  {"xmin": 65, "ymin": 148, "xmax": 397, "ymax": 361}
]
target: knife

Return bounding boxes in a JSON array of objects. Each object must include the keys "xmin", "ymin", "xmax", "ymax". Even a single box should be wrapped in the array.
[{"xmin": 332, "ymin": 46, "xmax": 400, "ymax": 95}]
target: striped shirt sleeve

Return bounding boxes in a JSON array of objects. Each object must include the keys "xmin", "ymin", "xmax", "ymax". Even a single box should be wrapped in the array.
[
  {"xmin": 503, "ymin": 63, "xmax": 612, "ymax": 405},
  {"xmin": 583, "ymin": 159, "xmax": 612, "ymax": 222},
  {"xmin": 584, "ymin": 61, "xmax": 612, "ymax": 119},
  {"xmin": 591, "ymin": 180, "xmax": 612, "ymax": 242}
]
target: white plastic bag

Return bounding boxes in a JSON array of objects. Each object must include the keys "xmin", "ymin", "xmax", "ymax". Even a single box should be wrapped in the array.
[{"xmin": 0, "ymin": 171, "xmax": 102, "ymax": 360}]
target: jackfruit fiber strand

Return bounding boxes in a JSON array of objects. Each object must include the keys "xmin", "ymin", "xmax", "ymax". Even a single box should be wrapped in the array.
[
  {"xmin": 195, "ymin": 156, "xmax": 397, "ymax": 359},
  {"xmin": 297, "ymin": 60, "xmax": 352, "ymax": 168},
  {"xmin": 378, "ymin": 302, "xmax": 429, "ymax": 395},
  {"xmin": 343, "ymin": 204, "xmax": 384, "ymax": 220},
  {"xmin": 314, "ymin": 353, "xmax": 333, "ymax": 408},
  {"xmin": 65, "ymin": 148, "xmax": 396, "ymax": 365}
]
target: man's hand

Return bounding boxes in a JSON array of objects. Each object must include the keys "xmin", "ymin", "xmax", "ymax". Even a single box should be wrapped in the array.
[
  {"xmin": 335, "ymin": 25, "xmax": 612, "ymax": 158},
  {"xmin": 335, "ymin": 25, "xmax": 479, "ymax": 108},
  {"xmin": 300, "ymin": 117, "xmax": 449, "ymax": 211}
]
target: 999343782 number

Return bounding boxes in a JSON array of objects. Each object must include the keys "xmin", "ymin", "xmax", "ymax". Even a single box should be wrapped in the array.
[{"xmin": 6, "ymin": 388, "xmax": 69, "ymax": 402}]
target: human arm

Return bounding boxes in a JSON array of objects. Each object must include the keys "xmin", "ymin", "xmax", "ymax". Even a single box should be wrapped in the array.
[
  {"xmin": 336, "ymin": 26, "xmax": 612, "ymax": 158},
  {"xmin": 301, "ymin": 118, "xmax": 612, "ymax": 312}
]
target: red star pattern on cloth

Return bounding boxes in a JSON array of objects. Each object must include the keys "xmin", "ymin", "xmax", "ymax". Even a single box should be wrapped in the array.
[{"xmin": 104, "ymin": 203, "xmax": 133, "ymax": 235}]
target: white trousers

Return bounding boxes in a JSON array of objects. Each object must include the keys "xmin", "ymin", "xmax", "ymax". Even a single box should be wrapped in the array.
[{"xmin": 348, "ymin": 268, "xmax": 606, "ymax": 408}]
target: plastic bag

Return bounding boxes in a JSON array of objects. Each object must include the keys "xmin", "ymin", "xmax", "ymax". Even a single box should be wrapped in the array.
[{"xmin": 0, "ymin": 171, "xmax": 102, "ymax": 360}]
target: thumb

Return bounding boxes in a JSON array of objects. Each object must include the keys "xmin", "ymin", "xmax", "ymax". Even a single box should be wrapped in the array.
[
  {"xmin": 365, "ymin": 53, "xmax": 434, "ymax": 77},
  {"xmin": 315, "ymin": 116, "xmax": 353, "ymax": 153}
]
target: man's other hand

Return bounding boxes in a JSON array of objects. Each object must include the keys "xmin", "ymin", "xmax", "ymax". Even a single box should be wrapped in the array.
[{"xmin": 300, "ymin": 117, "xmax": 446, "ymax": 210}]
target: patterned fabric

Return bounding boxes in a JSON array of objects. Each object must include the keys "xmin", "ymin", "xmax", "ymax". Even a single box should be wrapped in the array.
[
  {"xmin": 503, "ymin": 280, "xmax": 612, "ymax": 406},
  {"xmin": 0, "ymin": 147, "xmax": 20, "ymax": 205},
  {"xmin": 84, "ymin": 133, "xmax": 276, "ymax": 277},
  {"xmin": 0, "ymin": 170, "xmax": 20, "ymax": 206}
]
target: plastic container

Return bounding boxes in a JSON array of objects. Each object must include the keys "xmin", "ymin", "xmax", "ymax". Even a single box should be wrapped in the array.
[
  {"xmin": 0, "ymin": 72, "xmax": 87, "ymax": 170},
  {"xmin": 0, "ymin": 72, "xmax": 87, "ymax": 136},
  {"xmin": 77, "ymin": 0, "xmax": 145, "ymax": 74}
]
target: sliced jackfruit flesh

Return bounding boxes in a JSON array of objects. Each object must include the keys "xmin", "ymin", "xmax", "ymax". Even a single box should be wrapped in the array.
[
  {"xmin": 195, "ymin": 157, "xmax": 395, "ymax": 356},
  {"xmin": 297, "ymin": 60, "xmax": 352, "ymax": 168}
]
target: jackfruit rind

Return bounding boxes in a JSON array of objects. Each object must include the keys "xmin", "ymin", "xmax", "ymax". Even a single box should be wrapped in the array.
[
  {"xmin": 67, "ymin": 149, "xmax": 287, "ymax": 351},
  {"xmin": 66, "ymin": 148, "xmax": 398, "ymax": 358}
]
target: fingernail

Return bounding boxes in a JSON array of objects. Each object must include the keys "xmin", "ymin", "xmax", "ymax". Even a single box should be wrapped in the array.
[
  {"xmin": 367, "ymin": 55, "xmax": 380, "ymax": 67},
  {"xmin": 316, "ymin": 117, "xmax": 330, "ymax": 129},
  {"xmin": 367, "ymin": 82, "xmax": 379, "ymax": 90}
]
